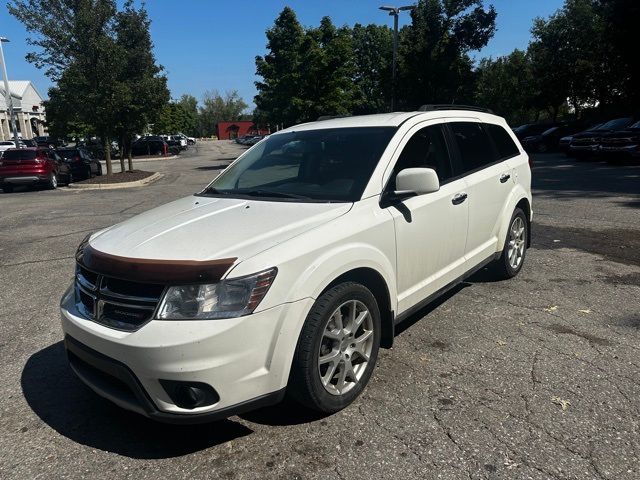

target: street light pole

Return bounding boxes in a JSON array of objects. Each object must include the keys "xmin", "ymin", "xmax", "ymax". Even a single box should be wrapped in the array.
[
  {"xmin": 379, "ymin": 5, "xmax": 414, "ymax": 112},
  {"xmin": 0, "ymin": 37, "xmax": 20, "ymax": 145}
]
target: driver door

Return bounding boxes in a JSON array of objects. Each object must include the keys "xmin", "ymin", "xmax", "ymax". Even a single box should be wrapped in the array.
[{"xmin": 383, "ymin": 123, "xmax": 469, "ymax": 315}]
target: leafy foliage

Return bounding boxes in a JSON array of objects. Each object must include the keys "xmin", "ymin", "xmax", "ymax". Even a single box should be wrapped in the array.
[{"xmin": 198, "ymin": 90, "xmax": 248, "ymax": 137}]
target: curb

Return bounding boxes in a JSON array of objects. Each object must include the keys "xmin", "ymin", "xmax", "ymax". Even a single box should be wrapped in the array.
[
  {"xmin": 99, "ymin": 155, "xmax": 179, "ymax": 165},
  {"xmin": 68, "ymin": 172, "xmax": 163, "ymax": 190}
]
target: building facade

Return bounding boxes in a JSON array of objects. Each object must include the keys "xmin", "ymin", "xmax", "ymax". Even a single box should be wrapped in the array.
[
  {"xmin": 216, "ymin": 121, "xmax": 269, "ymax": 140},
  {"xmin": 0, "ymin": 80, "xmax": 47, "ymax": 141}
]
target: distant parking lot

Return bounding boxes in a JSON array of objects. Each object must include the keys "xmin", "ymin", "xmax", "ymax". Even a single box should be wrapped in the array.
[{"xmin": 1, "ymin": 142, "xmax": 639, "ymax": 479}]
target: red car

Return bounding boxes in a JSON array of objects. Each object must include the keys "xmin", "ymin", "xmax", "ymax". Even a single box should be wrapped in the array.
[{"xmin": 0, "ymin": 147, "xmax": 72, "ymax": 193}]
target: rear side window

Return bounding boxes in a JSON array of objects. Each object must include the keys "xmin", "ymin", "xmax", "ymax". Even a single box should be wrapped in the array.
[
  {"xmin": 449, "ymin": 122, "xmax": 495, "ymax": 174},
  {"xmin": 485, "ymin": 124, "xmax": 520, "ymax": 160},
  {"xmin": 1, "ymin": 150, "xmax": 36, "ymax": 160}
]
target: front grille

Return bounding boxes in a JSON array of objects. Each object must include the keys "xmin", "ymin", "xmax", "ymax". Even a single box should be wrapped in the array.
[{"xmin": 75, "ymin": 264, "xmax": 165, "ymax": 331}]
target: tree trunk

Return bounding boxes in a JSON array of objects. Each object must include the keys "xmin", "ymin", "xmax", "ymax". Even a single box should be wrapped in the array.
[
  {"xmin": 119, "ymin": 135, "xmax": 125, "ymax": 173},
  {"xmin": 104, "ymin": 137, "xmax": 113, "ymax": 176},
  {"xmin": 127, "ymin": 137, "xmax": 134, "ymax": 172}
]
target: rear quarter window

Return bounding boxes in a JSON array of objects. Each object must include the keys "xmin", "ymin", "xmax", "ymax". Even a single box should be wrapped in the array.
[{"xmin": 485, "ymin": 123, "xmax": 521, "ymax": 160}]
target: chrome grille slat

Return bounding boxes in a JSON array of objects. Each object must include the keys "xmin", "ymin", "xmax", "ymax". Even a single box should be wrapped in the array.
[{"xmin": 74, "ymin": 264, "xmax": 164, "ymax": 331}]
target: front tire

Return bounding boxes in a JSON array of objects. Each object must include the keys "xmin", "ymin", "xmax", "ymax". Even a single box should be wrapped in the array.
[
  {"xmin": 492, "ymin": 208, "xmax": 528, "ymax": 279},
  {"xmin": 288, "ymin": 282, "xmax": 381, "ymax": 413}
]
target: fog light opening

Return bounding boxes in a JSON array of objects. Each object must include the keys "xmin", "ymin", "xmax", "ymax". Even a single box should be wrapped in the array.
[{"xmin": 159, "ymin": 380, "xmax": 220, "ymax": 409}]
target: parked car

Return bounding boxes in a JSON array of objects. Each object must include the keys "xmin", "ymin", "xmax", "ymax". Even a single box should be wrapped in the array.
[
  {"xmin": 244, "ymin": 134, "xmax": 268, "ymax": 146},
  {"xmin": 131, "ymin": 136, "xmax": 169, "ymax": 156},
  {"xmin": 61, "ymin": 106, "xmax": 532, "ymax": 422},
  {"xmin": 0, "ymin": 147, "xmax": 72, "ymax": 192},
  {"xmin": 558, "ymin": 123, "xmax": 603, "ymax": 155},
  {"xmin": 77, "ymin": 138, "xmax": 120, "ymax": 159},
  {"xmin": 599, "ymin": 120, "xmax": 640, "ymax": 162},
  {"xmin": 569, "ymin": 117, "xmax": 636, "ymax": 158},
  {"xmin": 187, "ymin": 136, "xmax": 196, "ymax": 145},
  {"xmin": 56, "ymin": 147, "xmax": 103, "ymax": 179},
  {"xmin": 512, "ymin": 123, "xmax": 557, "ymax": 141},
  {"xmin": 0, "ymin": 140, "xmax": 19, "ymax": 154},
  {"xmin": 522, "ymin": 125, "xmax": 580, "ymax": 153},
  {"xmin": 32, "ymin": 136, "xmax": 65, "ymax": 149}
]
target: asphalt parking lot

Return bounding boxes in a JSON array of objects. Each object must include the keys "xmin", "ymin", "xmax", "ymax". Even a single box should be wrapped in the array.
[{"xmin": 1, "ymin": 142, "xmax": 639, "ymax": 480}]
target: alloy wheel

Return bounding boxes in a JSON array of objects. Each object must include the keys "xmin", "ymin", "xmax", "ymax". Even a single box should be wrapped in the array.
[
  {"xmin": 507, "ymin": 216, "xmax": 526, "ymax": 269},
  {"xmin": 318, "ymin": 300, "xmax": 374, "ymax": 395}
]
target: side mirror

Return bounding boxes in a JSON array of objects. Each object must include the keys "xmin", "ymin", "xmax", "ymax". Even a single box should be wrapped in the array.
[{"xmin": 396, "ymin": 167, "xmax": 440, "ymax": 195}]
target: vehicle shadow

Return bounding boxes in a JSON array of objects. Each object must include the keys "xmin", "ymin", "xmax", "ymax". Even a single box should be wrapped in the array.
[
  {"xmin": 21, "ymin": 342, "xmax": 253, "ymax": 459},
  {"xmin": 239, "ymin": 398, "xmax": 328, "ymax": 426}
]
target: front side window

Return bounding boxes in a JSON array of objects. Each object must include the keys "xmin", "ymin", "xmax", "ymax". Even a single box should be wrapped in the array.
[
  {"xmin": 485, "ymin": 123, "xmax": 521, "ymax": 160},
  {"xmin": 449, "ymin": 122, "xmax": 496, "ymax": 174},
  {"xmin": 389, "ymin": 125, "xmax": 453, "ymax": 189},
  {"xmin": 203, "ymin": 127, "xmax": 396, "ymax": 202}
]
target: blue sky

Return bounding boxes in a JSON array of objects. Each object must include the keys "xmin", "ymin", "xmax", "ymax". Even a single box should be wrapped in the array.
[{"xmin": 0, "ymin": 0, "xmax": 564, "ymax": 108}]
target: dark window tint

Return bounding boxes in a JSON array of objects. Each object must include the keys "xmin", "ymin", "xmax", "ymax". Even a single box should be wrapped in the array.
[
  {"xmin": 449, "ymin": 122, "xmax": 496, "ymax": 174},
  {"xmin": 486, "ymin": 124, "xmax": 520, "ymax": 159},
  {"xmin": 1, "ymin": 149, "xmax": 36, "ymax": 160},
  {"xmin": 391, "ymin": 125, "xmax": 452, "ymax": 189}
]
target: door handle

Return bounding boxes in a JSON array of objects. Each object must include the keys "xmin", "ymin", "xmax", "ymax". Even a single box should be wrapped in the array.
[
  {"xmin": 451, "ymin": 192, "xmax": 468, "ymax": 205},
  {"xmin": 500, "ymin": 173, "xmax": 511, "ymax": 183}
]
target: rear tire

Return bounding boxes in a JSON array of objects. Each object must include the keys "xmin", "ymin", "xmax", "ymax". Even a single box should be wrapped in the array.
[
  {"xmin": 288, "ymin": 282, "xmax": 381, "ymax": 413},
  {"xmin": 47, "ymin": 173, "xmax": 58, "ymax": 190},
  {"xmin": 491, "ymin": 208, "xmax": 528, "ymax": 279}
]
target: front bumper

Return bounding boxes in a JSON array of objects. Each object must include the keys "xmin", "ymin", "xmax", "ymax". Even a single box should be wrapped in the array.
[
  {"xmin": 60, "ymin": 292, "xmax": 313, "ymax": 422},
  {"xmin": 600, "ymin": 145, "xmax": 640, "ymax": 158}
]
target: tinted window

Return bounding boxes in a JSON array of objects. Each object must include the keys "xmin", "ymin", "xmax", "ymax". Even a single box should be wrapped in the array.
[
  {"xmin": 57, "ymin": 149, "xmax": 78, "ymax": 160},
  {"xmin": 486, "ymin": 124, "xmax": 520, "ymax": 159},
  {"xmin": 391, "ymin": 125, "xmax": 452, "ymax": 189},
  {"xmin": 1, "ymin": 149, "xmax": 36, "ymax": 160},
  {"xmin": 598, "ymin": 118, "xmax": 633, "ymax": 130},
  {"xmin": 205, "ymin": 127, "xmax": 396, "ymax": 202},
  {"xmin": 449, "ymin": 122, "xmax": 496, "ymax": 173}
]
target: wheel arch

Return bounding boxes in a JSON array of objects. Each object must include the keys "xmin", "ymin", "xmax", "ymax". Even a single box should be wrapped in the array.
[
  {"xmin": 515, "ymin": 197, "xmax": 532, "ymax": 248},
  {"xmin": 319, "ymin": 267, "xmax": 395, "ymax": 349},
  {"xmin": 496, "ymin": 187, "xmax": 532, "ymax": 251}
]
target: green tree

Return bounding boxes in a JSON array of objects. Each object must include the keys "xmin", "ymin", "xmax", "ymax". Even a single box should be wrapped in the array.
[
  {"xmin": 528, "ymin": 0, "xmax": 604, "ymax": 119},
  {"xmin": 254, "ymin": 7, "xmax": 305, "ymax": 127},
  {"xmin": 351, "ymin": 24, "xmax": 393, "ymax": 114},
  {"xmin": 398, "ymin": 0, "xmax": 497, "ymax": 108},
  {"xmin": 475, "ymin": 50, "xmax": 537, "ymax": 125},
  {"xmin": 177, "ymin": 94, "xmax": 199, "ymax": 136},
  {"xmin": 198, "ymin": 90, "xmax": 248, "ymax": 137},
  {"xmin": 596, "ymin": 0, "xmax": 640, "ymax": 112},
  {"xmin": 114, "ymin": 0, "xmax": 169, "ymax": 172}
]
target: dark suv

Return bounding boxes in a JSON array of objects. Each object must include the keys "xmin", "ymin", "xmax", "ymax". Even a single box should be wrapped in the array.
[
  {"xmin": 570, "ymin": 118, "xmax": 636, "ymax": 158},
  {"xmin": 131, "ymin": 136, "xmax": 169, "ymax": 156},
  {"xmin": 57, "ymin": 147, "xmax": 103, "ymax": 179},
  {"xmin": 599, "ymin": 120, "xmax": 640, "ymax": 162}
]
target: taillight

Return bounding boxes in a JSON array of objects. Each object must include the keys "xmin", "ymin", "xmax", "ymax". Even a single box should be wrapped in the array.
[{"xmin": 74, "ymin": 155, "xmax": 81, "ymax": 162}]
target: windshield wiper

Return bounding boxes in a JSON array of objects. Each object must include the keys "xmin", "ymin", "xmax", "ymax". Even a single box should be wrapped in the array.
[{"xmin": 234, "ymin": 189, "xmax": 312, "ymax": 200}]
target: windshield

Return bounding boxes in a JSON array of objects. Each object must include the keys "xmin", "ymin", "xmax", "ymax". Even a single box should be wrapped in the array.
[
  {"xmin": 57, "ymin": 149, "xmax": 78, "ymax": 159},
  {"xmin": 202, "ymin": 127, "xmax": 396, "ymax": 202},
  {"xmin": 542, "ymin": 127, "xmax": 559, "ymax": 136},
  {"xmin": 629, "ymin": 121, "xmax": 640, "ymax": 129},
  {"xmin": 597, "ymin": 118, "xmax": 633, "ymax": 131}
]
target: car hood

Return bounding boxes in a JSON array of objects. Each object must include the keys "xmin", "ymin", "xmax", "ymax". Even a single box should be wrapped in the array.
[{"xmin": 90, "ymin": 195, "xmax": 352, "ymax": 263}]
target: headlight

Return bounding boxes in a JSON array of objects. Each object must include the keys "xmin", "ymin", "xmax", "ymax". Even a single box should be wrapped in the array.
[{"xmin": 157, "ymin": 267, "xmax": 277, "ymax": 320}]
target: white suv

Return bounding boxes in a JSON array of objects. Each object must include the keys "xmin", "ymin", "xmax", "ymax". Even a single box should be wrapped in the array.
[{"xmin": 60, "ymin": 107, "xmax": 531, "ymax": 422}]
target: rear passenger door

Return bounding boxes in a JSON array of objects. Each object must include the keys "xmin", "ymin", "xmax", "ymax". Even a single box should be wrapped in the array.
[{"xmin": 446, "ymin": 121, "xmax": 520, "ymax": 266}]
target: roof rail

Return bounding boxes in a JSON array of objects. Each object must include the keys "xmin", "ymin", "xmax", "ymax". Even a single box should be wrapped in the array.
[
  {"xmin": 418, "ymin": 104, "xmax": 494, "ymax": 114},
  {"xmin": 316, "ymin": 115, "xmax": 352, "ymax": 121}
]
